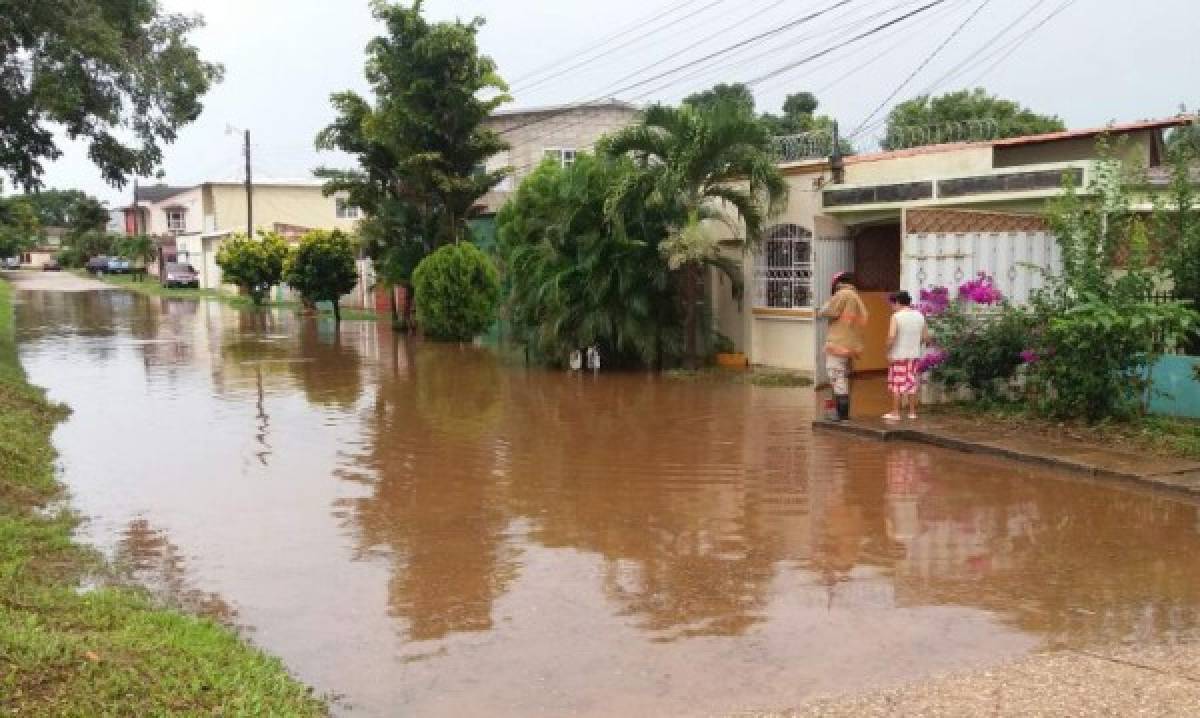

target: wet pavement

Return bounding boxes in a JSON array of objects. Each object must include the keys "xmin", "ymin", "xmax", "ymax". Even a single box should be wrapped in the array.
[{"xmin": 13, "ymin": 288, "xmax": 1200, "ymax": 717}]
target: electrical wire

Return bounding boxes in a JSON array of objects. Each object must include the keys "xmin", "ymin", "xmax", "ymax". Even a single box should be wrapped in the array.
[
  {"xmin": 960, "ymin": 0, "xmax": 1079, "ymax": 87},
  {"xmin": 744, "ymin": 0, "xmax": 949, "ymax": 86},
  {"xmin": 508, "ymin": 0, "xmax": 706, "ymax": 87},
  {"xmin": 514, "ymin": 0, "xmax": 736, "ymax": 95},
  {"xmin": 847, "ymin": 0, "xmax": 992, "ymax": 138},
  {"xmin": 496, "ymin": 0, "xmax": 858, "ymax": 139}
]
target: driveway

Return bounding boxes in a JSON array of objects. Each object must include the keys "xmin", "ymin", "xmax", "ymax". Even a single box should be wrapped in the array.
[{"xmin": 1, "ymin": 270, "xmax": 113, "ymax": 292}]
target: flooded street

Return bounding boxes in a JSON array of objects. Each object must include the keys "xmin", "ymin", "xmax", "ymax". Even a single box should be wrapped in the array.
[{"xmin": 14, "ymin": 287, "xmax": 1200, "ymax": 717}]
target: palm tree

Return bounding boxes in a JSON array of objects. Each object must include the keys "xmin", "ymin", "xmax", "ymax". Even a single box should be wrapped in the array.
[{"xmin": 603, "ymin": 100, "xmax": 787, "ymax": 366}]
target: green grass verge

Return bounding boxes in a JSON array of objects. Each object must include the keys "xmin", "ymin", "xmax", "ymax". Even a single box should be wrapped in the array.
[
  {"xmin": 664, "ymin": 367, "xmax": 814, "ymax": 387},
  {"xmin": 87, "ymin": 271, "xmax": 383, "ymax": 322},
  {"xmin": 930, "ymin": 400, "xmax": 1200, "ymax": 461},
  {"xmin": 0, "ymin": 279, "xmax": 326, "ymax": 717}
]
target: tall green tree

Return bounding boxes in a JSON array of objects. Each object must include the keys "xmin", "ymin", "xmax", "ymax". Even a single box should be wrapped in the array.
[
  {"xmin": 316, "ymin": 0, "xmax": 510, "ymax": 254},
  {"xmin": 603, "ymin": 100, "xmax": 787, "ymax": 366},
  {"xmin": 884, "ymin": 88, "xmax": 1064, "ymax": 149},
  {"xmin": 284, "ymin": 230, "xmax": 361, "ymax": 324},
  {"xmin": 0, "ymin": 0, "xmax": 222, "ymax": 190}
]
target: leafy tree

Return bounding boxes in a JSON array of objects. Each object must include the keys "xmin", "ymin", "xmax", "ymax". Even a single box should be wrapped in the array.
[
  {"xmin": 57, "ymin": 230, "xmax": 120, "ymax": 268},
  {"xmin": 412, "ymin": 242, "xmax": 500, "ymax": 341},
  {"xmin": 603, "ymin": 100, "xmax": 787, "ymax": 366},
  {"xmin": 215, "ymin": 232, "xmax": 290, "ymax": 306},
  {"xmin": 682, "ymin": 83, "xmax": 756, "ymax": 115},
  {"xmin": 0, "ymin": 198, "xmax": 40, "ymax": 259},
  {"xmin": 3, "ymin": 189, "xmax": 109, "ymax": 231},
  {"xmin": 116, "ymin": 234, "xmax": 155, "ymax": 267},
  {"xmin": 1024, "ymin": 147, "xmax": 1198, "ymax": 420},
  {"xmin": 1154, "ymin": 143, "xmax": 1200, "ymax": 353},
  {"xmin": 0, "ymin": 0, "xmax": 222, "ymax": 190},
  {"xmin": 883, "ymin": 88, "xmax": 1065, "ymax": 149},
  {"xmin": 316, "ymin": 0, "xmax": 510, "ymax": 262},
  {"xmin": 284, "ymin": 230, "xmax": 361, "ymax": 324},
  {"xmin": 497, "ymin": 153, "xmax": 678, "ymax": 366}
]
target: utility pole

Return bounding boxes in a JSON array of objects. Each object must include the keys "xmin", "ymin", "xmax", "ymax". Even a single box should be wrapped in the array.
[
  {"xmin": 131, "ymin": 177, "xmax": 139, "ymax": 235},
  {"xmin": 244, "ymin": 129, "xmax": 253, "ymax": 236}
]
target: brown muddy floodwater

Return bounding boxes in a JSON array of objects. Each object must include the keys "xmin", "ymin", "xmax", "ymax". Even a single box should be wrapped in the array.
[{"xmin": 14, "ymin": 288, "xmax": 1200, "ymax": 717}]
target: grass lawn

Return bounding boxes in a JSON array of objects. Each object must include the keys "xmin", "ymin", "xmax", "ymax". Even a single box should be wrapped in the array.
[
  {"xmin": 0, "ymin": 279, "xmax": 326, "ymax": 717},
  {"xmin": 88, "ymin": 271, "xmax": 384, "ymax": 322},
  {"xmin": 664, "ymin": 366, "xmax": 815, "ymax": 387},
  {"xmin": 930, "ymin": 401, "xmax": 1200, "ymax": 461}
]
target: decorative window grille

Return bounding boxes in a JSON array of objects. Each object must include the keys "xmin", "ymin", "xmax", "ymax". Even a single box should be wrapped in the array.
[
  {"xmin": 543, "ymin": 148, "xmax": 577, "ymax": 167},
  {"xmin": 755, "ymin": 224, "xmax": 813, "ymax": 308},
  {"xmin": 166, "ymin": 209, "xmax": 186, "ymax": 232}
]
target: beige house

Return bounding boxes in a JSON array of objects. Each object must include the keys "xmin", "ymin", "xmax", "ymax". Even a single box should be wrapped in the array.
[
  {"xmin": 714, "ymin": 115, "xmax": 1195, "ymax": 379},
  {"xmin": 129, "ymin": 181, "xmax": 362, "ymax": 294},
  {"xmin": 477, "ymin": 100, "xmax": 641, "ymax": 215}
]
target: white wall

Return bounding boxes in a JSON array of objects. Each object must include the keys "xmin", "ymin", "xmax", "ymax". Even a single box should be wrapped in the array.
[{"xmin": 901, "ymin": 230, "xmax": 1061, "ymax": 304}]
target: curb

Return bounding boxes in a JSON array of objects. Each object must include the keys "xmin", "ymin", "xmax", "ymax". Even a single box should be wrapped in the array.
[{"xmin": 813, "ymin": 419, "xmax": 1200, "ymax": 498}]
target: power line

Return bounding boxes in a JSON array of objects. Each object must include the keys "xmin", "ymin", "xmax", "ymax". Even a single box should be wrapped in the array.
[
  {"xmin": 498, "ymin": 0, "xmax": 858, "ymax": 139},
  {"xmin": 961, "ymin": 0, "xmax": 1078, "ymax": 87},
  {"xmin": 744, "ymin": 0, "xmax": 949, "ymax": 86},
  {"xmin": 514, "ymin": 0, "xmax": 735, "ymax": 95},
  {"xmin": 637, "ymin": 0, "xmax": 939, "ymax": 103},
  {"xmin": 508, "ymin": 0, "xmax": 705, "ymax": 88},
  {"xmin": 849, "ymin": 0, "xmax": 1051, "ymax": 142},
  {"xmin": 847, "ymin": 0, "xmax": 992, "ymax": 138}
]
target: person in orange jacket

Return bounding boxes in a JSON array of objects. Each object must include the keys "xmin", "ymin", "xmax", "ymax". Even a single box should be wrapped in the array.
[{"xmin": 819, "ymin": 272, "xmax": 868, "ymax": 421}]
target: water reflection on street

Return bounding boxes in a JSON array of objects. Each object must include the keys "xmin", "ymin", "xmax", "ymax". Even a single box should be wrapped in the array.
[{"xmin": 16, "ymin": 289, "xmax": 1200, "ymax": 717}]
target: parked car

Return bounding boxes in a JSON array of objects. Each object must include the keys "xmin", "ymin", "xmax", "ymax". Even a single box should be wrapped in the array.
[
  {"xmin": 42, "ymin": 259, "xmax": 61, "ymax": 271},
  {"xmin": 86, "ymin": 255, "xmax": 110, "ymax": 274},
  {"xmin": 162, "ymin": 262, "xmax": 199, "ymax": 289},
  {"xmin": 2, "ymin": 257, "xmax": 19, "ymax": 270},
  {"xmin": 106, "ymin": 257, "xmax": 131, "ymax": 274}
]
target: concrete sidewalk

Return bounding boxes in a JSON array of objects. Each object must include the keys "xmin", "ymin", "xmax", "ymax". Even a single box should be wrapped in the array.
[
  {"xmin": 748, "ymin": 642, "xmax": 1200, "ymax": 718},
  {"xmin": 814, "ymin": 414, "xmax": 1200, "ymax": 497}
]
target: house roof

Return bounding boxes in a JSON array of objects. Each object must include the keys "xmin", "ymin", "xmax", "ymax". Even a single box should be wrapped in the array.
[
  {"xmin": 135, "ymin": 184, "xmax": 191, "ymax": 203},
  {"xmin": 489, "ymin": 99, "xmax": 639, "ymax": 118},
  {"xmin": 839, "ymin": 114, "xmax": 1197, "ymax": 167}
]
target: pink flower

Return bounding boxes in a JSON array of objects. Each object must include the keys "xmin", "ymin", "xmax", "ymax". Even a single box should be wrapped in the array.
[
  {"xmin": 1019, "ymin": 349, "xmax": 1040, "ymax": 364},
  {"xmin": 957, "ymin": 272, "xmax": 1004, "ymax": 306},
  {"xmin": 918, "ymin": 286, "xmax": 950, "ymax": 316},
  {"xmin": 916, "ymin": 348, "xmax": 948, "ymax": 373}
]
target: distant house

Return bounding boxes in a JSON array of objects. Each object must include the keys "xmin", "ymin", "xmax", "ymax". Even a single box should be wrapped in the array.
[
  {"xmin": 475, "ymin": 100, "xmax": 641, "ymax": 217},
  {"xmin": 122, "ymin": 180, "xmax": 363, "ymax": 292},
  {"xmin": 712, "ymin": 115, "xmax": 1197, "ymax": 378},
  {"xmin": 17, "ymin": 226, "xmax": 68, "ymax": 269}
]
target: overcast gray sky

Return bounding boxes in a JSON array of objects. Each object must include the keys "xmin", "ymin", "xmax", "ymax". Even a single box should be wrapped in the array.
[{"xmin": 39, "ymin": 0, "xmax": 1200, "ymax": 207}]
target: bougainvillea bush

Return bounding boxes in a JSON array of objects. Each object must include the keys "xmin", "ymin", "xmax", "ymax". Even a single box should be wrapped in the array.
[{"xmin": 918, "ymin": 273, "xmax": 1033, "ymax": 398}]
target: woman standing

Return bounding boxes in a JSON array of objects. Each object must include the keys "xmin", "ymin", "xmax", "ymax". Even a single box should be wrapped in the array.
[{"xmin": 819, "ymin": 272, "xmax": 868, "ymax": 421}]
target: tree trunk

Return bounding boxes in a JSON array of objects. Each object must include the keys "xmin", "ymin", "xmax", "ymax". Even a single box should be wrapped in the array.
[
  {"xmin": 682, "ymin": 264, "xmax": 700, "ymax": 369},
  {"xmin": 403, "ymin": 282, "xmax": 416, "ymax": 333},
  {"xmin": 389, "ymin": 284, "xmax": 400, "ymax": 326},
  {"xmin": 332, "ymin": 299, "xmax": 341, "ymax": 324}
]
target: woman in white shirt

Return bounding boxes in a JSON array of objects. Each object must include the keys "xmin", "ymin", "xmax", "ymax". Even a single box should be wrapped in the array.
[{"xmin": 884, "ymin": 291, "xmax": 929, "ymax": 421}]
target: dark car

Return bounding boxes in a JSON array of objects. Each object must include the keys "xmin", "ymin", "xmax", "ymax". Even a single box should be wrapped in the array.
[
  {"xmin": 42, "ymin": 259, "xmax": 61, "ymax": 271},
  {"xmin": 162, "ymin": 262, "xmax": 199, "ymax": 289},
  {"xmin": 86, "ymin": 255, "xmax": 109, "ymax": 274}
]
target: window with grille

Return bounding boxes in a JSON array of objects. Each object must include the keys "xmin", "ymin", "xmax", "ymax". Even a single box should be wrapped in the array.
[
  {"xmin": 755, "ymin": 224, "xmax": 813, "ymax": 309},
  {"xmin": 166, "ymin": 209, "xmax": 186, "ymax": 232}
]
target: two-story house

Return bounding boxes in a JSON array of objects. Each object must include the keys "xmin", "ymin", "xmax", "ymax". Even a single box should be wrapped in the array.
[
  {"xmin": 476, "ymin": 100, "xmax": 641, "ymax": 217},
  {"xmin": 126, "ymin": 180, "xmax": 362, "ymax": 291}
]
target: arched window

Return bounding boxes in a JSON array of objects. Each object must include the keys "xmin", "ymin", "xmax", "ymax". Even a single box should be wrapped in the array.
[{"xmin": 756, "ymin": 224, "xmax": 813, "ymax": 309}]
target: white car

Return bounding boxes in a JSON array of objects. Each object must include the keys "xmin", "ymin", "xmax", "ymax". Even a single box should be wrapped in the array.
[{"xmin": 2, "ymin": 257, "xmax": 19, "ymax": 270}]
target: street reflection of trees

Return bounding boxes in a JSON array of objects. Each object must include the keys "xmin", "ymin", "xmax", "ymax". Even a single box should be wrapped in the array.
[
  {"xmin": 112, "ymin": 518, "xmax": 236, "ymax": 624},
  {"xmin": 343, "ymin": 340, "xmax": 515, "ymax": 642},
  {"xmin": 290, "ymin": 321, "xmax": 364, "ymax": 410},
  {"xmin": 502, "ymin": 377, "xmax": 782, "ymax": 639},
  {"xmin": 882, "ymin": 450, "xmax": 1200, "ymax": 647}
]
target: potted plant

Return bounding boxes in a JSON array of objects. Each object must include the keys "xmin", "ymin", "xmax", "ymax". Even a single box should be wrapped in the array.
[{"xmin": 713, "ymin": 333, "xmax": 748, "ymax": 369}]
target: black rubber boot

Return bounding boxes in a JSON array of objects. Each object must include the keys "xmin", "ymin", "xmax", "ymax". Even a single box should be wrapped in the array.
[{"xmin": 835, "ymin": 394, "xmax": 850, "ymax": 421}]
